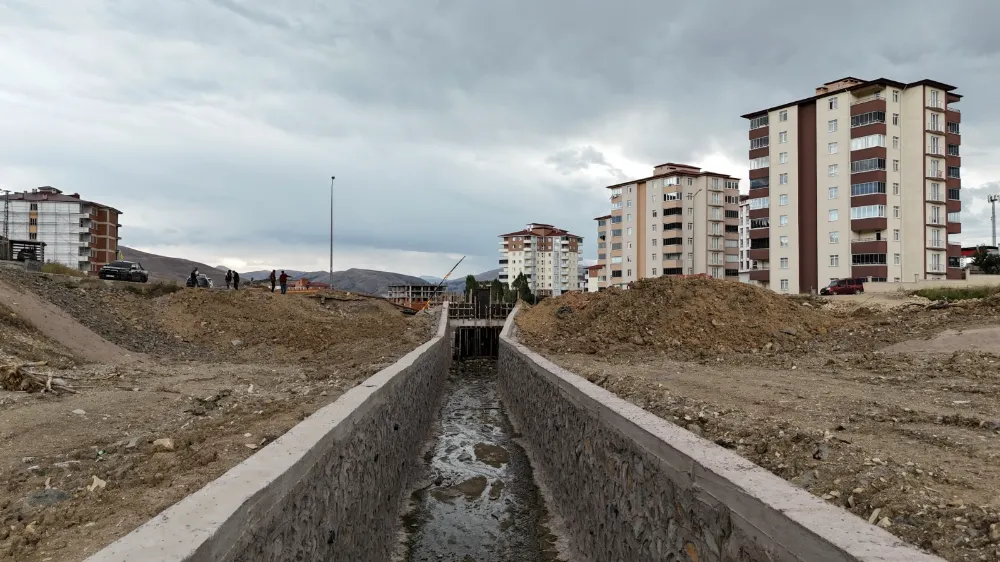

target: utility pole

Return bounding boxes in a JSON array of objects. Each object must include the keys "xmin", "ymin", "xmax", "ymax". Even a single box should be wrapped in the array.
[
  {"xmin": 990, "ymin": 194, "xmax": 1000, "ymax": 247},
  {"xmin": 1, "ymin": 189, "xmax": 10, "ymax": 240},
  {"xmin": 330, "ymin": 176, "xmax": 337, "ymax": 291}
]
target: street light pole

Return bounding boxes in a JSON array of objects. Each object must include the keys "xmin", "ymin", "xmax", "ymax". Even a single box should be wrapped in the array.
[
  {"xmin": 330, "ymin": 176, "xmax": 337, "ymax": 291},
  {"xmin": 990, "ymin": 194, "xmax": 999, "ymax": 248}
]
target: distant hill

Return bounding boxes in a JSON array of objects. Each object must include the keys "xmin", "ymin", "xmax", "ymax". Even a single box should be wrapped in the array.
[
  {"xmin": 119, "ymin": 246, "xmax": 228, "ymax": 283},
  {"xmin": 444, "ymin": 268, "xmax": 502, "ymax": 292},
  {"xmin": 420, "ymin": 275, "xmax": 444, "ymax": 284},
  {"xmin": 235, "ymin": 268, "xmax": 429, "ymax": 296},
  {"xmin": 240, "ymin": 269, "xmax": 309, "ymax": 280}
]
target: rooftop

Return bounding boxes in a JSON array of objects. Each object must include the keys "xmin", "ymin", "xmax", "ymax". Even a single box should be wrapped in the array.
[
  {"xmin": 605, "ymin": 162, "xmax": 739, "ymax": 190},
  {"xmin": 1, "ymin": 187, "xmax": 123, "ymax": 215},
  {"xmin": 500, "ymin": 223, "xmax": 583, "ymax": 240}
]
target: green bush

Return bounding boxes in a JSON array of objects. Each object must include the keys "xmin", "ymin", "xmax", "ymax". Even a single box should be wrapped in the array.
[
  {"xmin": 912, "ymin": 286, "xmax": 1000, "ymax": 301},
  {"xmin": 123, "ymin": 281, "xmax": 183, "ymax": 298},
  {"xmin": 40, "ymin": 263, "xmax": 86, "ymax": 277}
]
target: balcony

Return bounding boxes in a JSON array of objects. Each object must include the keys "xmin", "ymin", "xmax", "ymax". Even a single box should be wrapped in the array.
[
  {"xmin": 948, "ymin": 222, "xmax": 962, "ymax": 235},
  {"xmin": 748, "ymin": 248, "xmax": 769, "ymax": 261},
  {"xmin": 926, "ymin": 123, "xmax": 945, "ymax": 133},
  {"xmin": 927, "ymin": 238, "xmax": 946, "ymax": 250},
  {"xmin": 748, "ymin": 269, "xmax": 770, "ymax": 282},
  {"xmin": 851, "ymin": 93, "xmax": 883, "ymax": 106},
  {"xmin": 927, "ymin": 170, "xmax": 944, "ymax": 179},
  {"xmin": 926, "ymin": 99, "xmax": 945, "ymax": 110},
  {"xmin": 852, "ymin": 265, "xmax": 888, "ymax": 279},
  {"xmin": 851, "ymin": 239, "xmax": 887, "ymax": 254},
  {"xmin": 926, "ymin": 147, "xmax": 944, "ymax": 156}
]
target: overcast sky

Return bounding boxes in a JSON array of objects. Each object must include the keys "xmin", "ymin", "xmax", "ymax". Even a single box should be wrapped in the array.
[{"xmin": 3, "ymin": 1, "xmax": 1000, "ymax": 277}]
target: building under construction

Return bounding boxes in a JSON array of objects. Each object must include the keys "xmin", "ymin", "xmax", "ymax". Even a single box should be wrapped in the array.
[
  {"xmin": 1, "ymin": 187, "xmax": 122, "ymax": 274},
  {"xmin": 386, "ymin": 284, "xmax": 458, "ymax": 310}
]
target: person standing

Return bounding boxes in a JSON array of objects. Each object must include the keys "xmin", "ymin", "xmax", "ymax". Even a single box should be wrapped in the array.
[
  {"xmin": 269, "ymin": 270, "xmax": 277, "ymax": 293},
  {"xmin": 279, "ymin": 270, "xmax": 289, "ymax": 294},
  {"xmin": 225, "ymin": 270, "xmax": 232, "ymax": 289},
  {"xmin": 189, "ymin": 268, "xmax": 199, "ymax": 287},
  {"xmin": 233, "ymin": 270, "xmax": 240, "ymax": 291}
]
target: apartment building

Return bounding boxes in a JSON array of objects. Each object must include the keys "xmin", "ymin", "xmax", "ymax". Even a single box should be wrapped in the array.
[
  {"xmin": 585, "ymin": 264, "xmax": 603, "ymax": 292},
  {"xmin": 743, "ymin": 77, "xmax": 963, "ymax": 293},
  {"xmin": 1, "ymin": 187, "xmax": 122, "ymax": 274},
  {"xmin": 738, "ymin": 194, "xmax": 752, "ymax": 283},
  {"xmin": 498, "ymin": 223, "xmax": 583, "ymax": 296},
  {"xmin": 594, "ymin": 163, "xmax": 741, "ymax": 289}
]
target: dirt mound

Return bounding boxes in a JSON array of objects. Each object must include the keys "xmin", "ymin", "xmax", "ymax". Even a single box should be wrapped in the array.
[
  {"xmin": 156, "ymin": 290, "xmax": 428, "ymax": 363},
  {"xmin": 516, "ymin": 277, "xmax": 840, "ymax": 356}
]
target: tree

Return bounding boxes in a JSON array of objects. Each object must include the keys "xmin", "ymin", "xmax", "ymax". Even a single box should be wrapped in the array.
[
  {"xmin": 490, "ymin": 278, "xmax": 504, "ymax": 301},
  {"xmin": 971, "ymin": 245, "xmax": 1000, "ymax": 274},
  {"xmin": 465, "ymin": 274, "xmax": 478, "ymax": 297},
  {"xmin": 511, "ymin": 272, "xmax": 535, "ymax": 305}
]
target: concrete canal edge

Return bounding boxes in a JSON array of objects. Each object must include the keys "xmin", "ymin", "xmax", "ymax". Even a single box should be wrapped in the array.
[
  {"xmin": 496, "ymin": 306, "xmax": 944, "ymax": 562},
  {"xmin": 85, "ymin": 304, "xmax": 451, "ymax": 562}
]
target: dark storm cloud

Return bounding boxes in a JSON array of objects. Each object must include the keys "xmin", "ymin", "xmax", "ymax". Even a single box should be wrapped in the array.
[{"xmin": 1, "ymin": 0, "xmax": 1000, "ymax": 273}]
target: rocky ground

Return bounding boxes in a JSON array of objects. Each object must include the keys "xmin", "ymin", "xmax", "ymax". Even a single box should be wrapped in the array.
[
  {"xmin": 0, "ymin": 264, "xmax": 435, "ymax": 562},
  {"xmin": 517, "ymin": 278, "xmax": 1000, "ymax": 562}
]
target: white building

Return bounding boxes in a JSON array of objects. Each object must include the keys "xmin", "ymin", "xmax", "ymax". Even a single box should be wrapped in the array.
[
  {"xmin": 738, "ymin": 194, "xmax": 753, "ymax": 284},
  {"xmin": 499, "ymin": 223, "xmax": 584, "ymax": 296}
]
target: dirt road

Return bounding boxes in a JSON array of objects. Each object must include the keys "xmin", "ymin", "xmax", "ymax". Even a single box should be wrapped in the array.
[
  {"xmin": 517, "ymin": 277, "xmax": 1000, "ymax": 562},
  {"xmin": 0, "ymin": 266, "xmax": 434, "ymax": 562}
]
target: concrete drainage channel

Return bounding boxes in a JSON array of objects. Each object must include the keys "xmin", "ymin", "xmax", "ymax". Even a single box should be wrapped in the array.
[
  {"xmin": 85, "ymin": 305, "xmax": 943, "ymax": 562},
  {"xmin": 397, "ymin": 358, "xmax": 563, "ymax": 562}
]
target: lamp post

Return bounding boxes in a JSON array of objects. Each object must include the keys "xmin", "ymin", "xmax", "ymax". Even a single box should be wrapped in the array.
[
  {"xmin": 330, "ymin": 176, "xmax": 337, "ymax": 291},
  {"xmin": 990, "ymin": 194, "xmax": 999, "ymax": 248}
]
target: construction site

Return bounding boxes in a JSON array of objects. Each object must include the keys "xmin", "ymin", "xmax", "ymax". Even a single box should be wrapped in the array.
[{"xmin": 2, "ymin": 259, "xmax": 999, "ymax": 562}]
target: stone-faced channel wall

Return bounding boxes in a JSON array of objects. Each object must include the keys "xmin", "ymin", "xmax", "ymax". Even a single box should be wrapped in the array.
[
  {"xmin": 85, "ymin": 306, "xmax": 451, "ymax": 562},
  {"xmin": 497, "ymin": 309, "xmax": 943, "ymax": 562}
]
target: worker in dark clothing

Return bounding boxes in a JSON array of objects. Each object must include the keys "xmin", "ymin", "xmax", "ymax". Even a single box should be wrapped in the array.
[
  {"xmin": 279, "ymin": 271, "xmax": 289, "ymax": 294},
  {"xmin": 233, "ymin": 270, "xmax": 240, "ymax": 291},
  {"xmin": 189, "ymin": 269, "xmax": 198, "ymax": 287},
  {"xmin": 269, "ymin": 270, "xmax": 277, "ymax": 293},
  {"xmin": 225, "ymin": 270, "xmax": 232, "ymax": 289}
]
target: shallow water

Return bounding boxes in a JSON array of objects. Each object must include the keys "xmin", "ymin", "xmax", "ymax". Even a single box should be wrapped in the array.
[{"xmin": 401, "ymin": 359, "xmax": 561, "ymax": 562}]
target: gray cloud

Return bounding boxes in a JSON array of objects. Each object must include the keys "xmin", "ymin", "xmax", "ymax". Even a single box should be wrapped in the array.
[{"xmin": 1, "ymin": 0, "xmax": 1000, "ymax": 275}]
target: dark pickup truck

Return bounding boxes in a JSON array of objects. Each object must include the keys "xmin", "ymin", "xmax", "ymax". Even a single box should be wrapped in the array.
[{"xmin": 98, "ymin": 260, "xmax": 149, "ymax": 283}]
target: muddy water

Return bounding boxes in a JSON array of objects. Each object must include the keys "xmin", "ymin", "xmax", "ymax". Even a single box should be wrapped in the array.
[{"xmin": 400, "ymin": 359, "xmax": 562, "ymax": 562}]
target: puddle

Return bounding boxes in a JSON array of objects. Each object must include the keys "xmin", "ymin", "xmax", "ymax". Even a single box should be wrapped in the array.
[{"xmin": 400, "ymin": 359, "xmax": 562, "ymax": 561}]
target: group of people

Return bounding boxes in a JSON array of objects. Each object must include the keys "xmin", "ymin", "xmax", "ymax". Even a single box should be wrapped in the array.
[
  {"xmin": 268, "ymin": 270, "xmax": 290, "ymax": 294},
  {"xmin": 224, "ymin": 269, "xmax": 241, "ymax": 290}
]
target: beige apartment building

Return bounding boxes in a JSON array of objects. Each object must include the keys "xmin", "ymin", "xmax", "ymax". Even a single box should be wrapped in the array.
[
  {"xmin": 498, "ymin": 223, "xmax": 584, "ymax": 296},
  {"xmin": 742, "ymin": 77, "xmax": 963, "ymax": 293},
  {"xmin": 594, "ymin": 163, "xmax": 741, "ymax": 289}
]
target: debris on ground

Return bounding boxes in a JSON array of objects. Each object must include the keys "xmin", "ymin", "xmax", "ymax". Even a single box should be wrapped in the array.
[{"xmin": 0, "ymin": 361, "xmax": 75, "ymax": 394}]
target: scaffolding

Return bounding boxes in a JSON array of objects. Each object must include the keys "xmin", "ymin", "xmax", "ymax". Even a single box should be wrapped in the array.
[{"xmin": 0, "ymin": 198, "xmax": 92, "ymax": 270}]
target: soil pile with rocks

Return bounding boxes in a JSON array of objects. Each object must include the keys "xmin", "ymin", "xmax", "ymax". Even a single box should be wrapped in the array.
[{"xmin": 516, "ymin": 276, "xmax": 840, "ymax": 356}]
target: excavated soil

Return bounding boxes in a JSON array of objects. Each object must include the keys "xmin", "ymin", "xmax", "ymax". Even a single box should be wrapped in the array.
[
  {"xmin": 519, "ymin": 278, "xmax": 1000, "ymax": 562},
  {"xmin": 516, "ymin": 276, "xmax": 840, "ymax": 358},
  {"xmin": 0, "ymin": 265, "xmax": 435, "ymax": 562}
]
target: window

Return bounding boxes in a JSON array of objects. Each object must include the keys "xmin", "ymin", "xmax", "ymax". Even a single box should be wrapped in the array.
[
  {"xmin": 779, "ymin": 152, "xmax": 788, "ymax": 164},
  {"xmin": 651, "ymin": 223, "xmax": 657, "ymax": 231},
  {"xmin": 828, "ymin": 119, "xmax": 838, "ymax": 132},
  {"xmin": 779, "ymin": 173, "xmax": 788, "ymax": 185},
  {"xmin": 626, "ymin": 213, "xmax": 631, "ymax": 221},
  {"xmin": 779, "ymin": 194, "xmax": 788, "ymax": 206},
  {"xmin": 893, "ymin": 253, "xmax": 900, "ymax": 265},
  {"xmin": 948, "ymin": 122, "xmax": 961, "ymax": 134},
  {"xmin": 948, "ymin": 211, "xmax": 961, "ymax": 224},
  {"xmin": 688, "ymin": 178, "xmax": 694, "ymax": 185},
  {"xmin": 779, "ymin": 131, "xmax": 788, "ymax": 144},
  {"xmin": 611, "ymin": 256, "xmax": 622, "ymax": 264},
  {"xmin": 750, "ymin": 156, "xmax": 770, "ymax": 170},
  {"xmin": 851, "ymin": 158, "xmax": 886, "ymax": 174},
  {"xmin": 893, "ymin": 159, "xmax": 899, "ymax": 172},
  {"xmin": 687, "ymin": 207, "xmax": 694, "ymax": 215},
  {"xmin": 779, "ymin": 215, "xmax": 788, "ymax": 226},
  {"xmin": 893, "ymin": 183, "xmax": 899, "ymax": 195},
  {"xmin": 892, "ymin": 113, "xmax": 899, "ymax": 125},
  {"xmin": 652, "ymin": 268, "xmax": 657, "ymax": 276},
  {"xmin": 652, "ymin": 210, "xmax": 658, "ymax": 217},
  {"xmin": 779, "ymin": 110, "xmax": 788, "ymax": 121},
  {"xmin": 930, "ymin": 183, "xmax": 941, "ymax": 201},
  {"xmin": 779, "ymin": 235, "xmax": 789, "ymax": 248},
  {"xmin": 626, "ymin": 227, "xmax": 632, "ymax": 235},
  {"xmin": 892, "ymin": 206, "xmax": 900, "ymax": 218},
  {"xmin": 29, "ymin": 233, "xmax": 38, "ymax": 240},
  {"xmin": 930, "ymin": 206, "xmax": 941, "ymax": 224},
  {"xmin": 948, "ymin": 144, "xmax": 960, "ymax": 156},
  {"xmin": 687, "ymin": 239, "xmax": 693, "ymax": 246},
  {"xmin": 892, "ymin": 90, "xmax": 899, "ymax": 102},
  {"xmin": 780, "ymin": 257, "xmax": 789, "ymax": 269},
  {"xmin": 892, "ymin": 136, "xmax": 899, "ymax": 149},
  {"xmin": 750, "ymin": 177, "xmax": 769, "ymax": 190},
  {"xmin": 828, "ymin": 97, "xmax": 838, "ymax": 110},
  {"xmin": 664, "ymin": 192, "xmax": 681, "ymax": 201},
  {"xmin": 828, "ymin": 142, "xmax": 838, "ymax": 154},
  {"xmin": 749, "ymin": 136, "xmax": 769, "ymax": 149},
  {"xmin": 687, "ymin": 223, "xmax": 693, "ymax": 230},
  {"xmin": 828, "ymin": 186, "xmax": 838, "ymax": 199},
  {"xmin": 750, "ymin": 218, "xmax": 769, "ymax": 229},
  {"xmin": 852, "ymin": 254, "xmax": 887, "ymax": 265},
  {"xmin": 850, "ymin": 205, "xmax": 886, "ymax": 220},
  {"xmin": 750, "ymin": 115, "xmax": 769, "ymax": 129},
  {"xmin": 893, "ymin": 229, "xmax": 899, "ymax": 241},
  {"xmin": 780, "ymin": 279, "xmax": 789, "ymax": 291},
  {"xmin": 830, "ymin": 255, "xmax": 839, "ymax": 267},
  {"xmin": 948, "ymin": 188, "xmax": 960, "ymax": 200},
  {"xmin": 711, "ymin": 192, "xmax": 722, "ymax": 205},
  {"xmin": 947, "ymin": 166, "xmax": 961, "ymax": 179},
  {"xmin": 851, "ymin": 181, "xmax": 886, "ymax": 197},
  {"xmin": 851, "ymin": 111, "xmax": 885, "ymax": 128},
  {"xmin": 829, "ymin": 209, "xmax": 839, "ymax": 221},
  {"xmin": 29, "ymin": 203, "xmax": 38, "ymax": 211},
  {"xmin": 611, "ymin": 229, "xmax": 622, "ymax": 237},
  {"xmin": 749, "ymin": 197, "xmax": 769, "ymax": 210},
  {"xmin": 29, "ymin": 218, "xmax": 37, "ymax": 225},
  {"xmin": 850, "ymin": 134, "xmax": 886, "ymax": 151},
  {"xmin": 829, "ymin": 231, "xmax": 839, "ymax": 243},
  {"xmin": 627, "ymin": 200, "xmax": 632, "ymax": 207},
  {"xmin": 828, "ymin": 164, "xmax": 838, "ymax": 177},
  {"xmin": 651, "ymin": 239, "xmax": 657, "ymax": 246}
]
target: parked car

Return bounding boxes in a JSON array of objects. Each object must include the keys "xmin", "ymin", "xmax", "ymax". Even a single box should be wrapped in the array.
[
  {"xmin": 820, "ymin": 277, "xmax": 865, "ymax": 295},
  {"xmin": 98, "ymin": 261, "xmax": 149, "ymax": 283},
  {"xmin": 186, "ymin": 274, "xmax": 213, "ymax": 288}
]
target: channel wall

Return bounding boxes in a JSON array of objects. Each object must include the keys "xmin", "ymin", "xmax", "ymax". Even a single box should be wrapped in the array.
[
  {"xmin": 85, "ymin": 304, "xmax": 451, "ymax": 562},
  {"xmin": 497, "ymin": 307, "xmax": 943, "ymax": 562}
]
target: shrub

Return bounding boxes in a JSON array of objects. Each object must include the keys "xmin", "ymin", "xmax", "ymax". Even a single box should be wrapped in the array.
[
  {"xmin": 123, "ymin": 281, "xmax": 183, "ymax": 298},
  {"xmin": 912, "ymin": 286, "xmax": 1000, "ymax": 301},
  {"xmin": 40, "ymin": 263, "xmax": 86, "ymax": 277}
]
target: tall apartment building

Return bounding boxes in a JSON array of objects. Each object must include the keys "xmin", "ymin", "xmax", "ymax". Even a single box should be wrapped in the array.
[
  {"xmin": 594, "ymin": 163, "xmax": 741, "ymax": 289},
  {"xmin": 1, "ymin": 187, "xmax": 122, "ymax": 274},
  {"xmin": 743, "ymin": 77, "xmax": 963, "ymax": 293},
  {"xmin": 498, "ymin": 223, "xmax": 583, "ymax": 296},
  {"xmin": 737, "ymin": 194, "xmax": 752, "ymax": 283}
]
